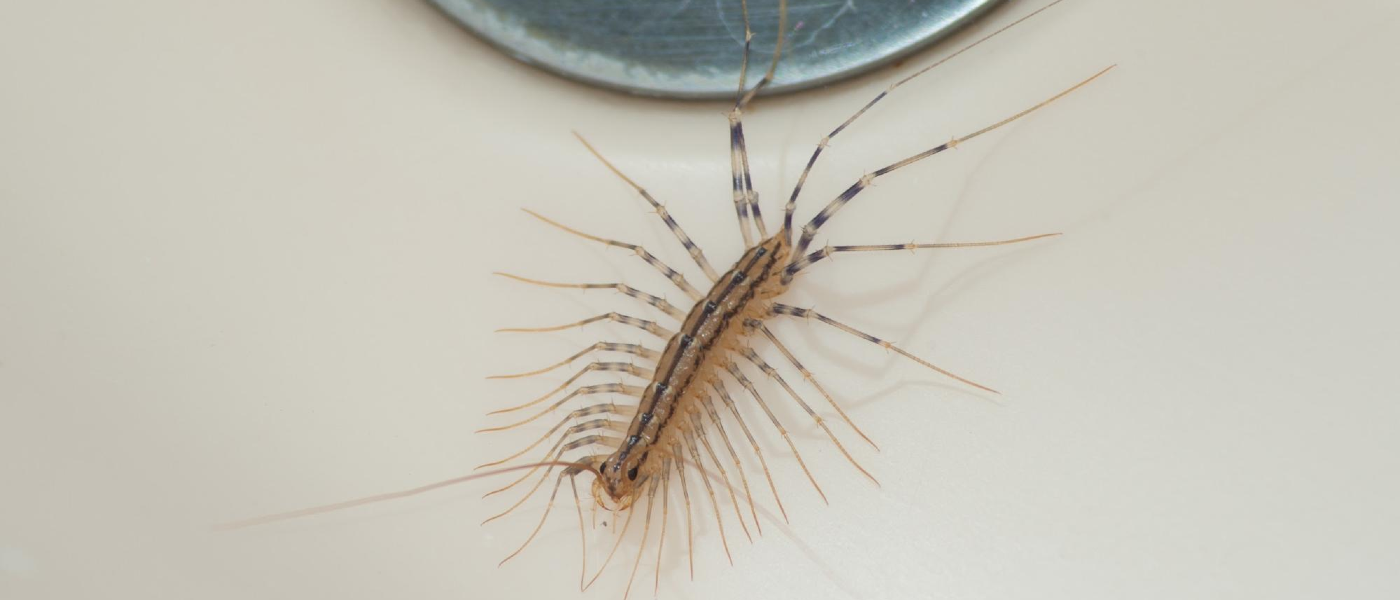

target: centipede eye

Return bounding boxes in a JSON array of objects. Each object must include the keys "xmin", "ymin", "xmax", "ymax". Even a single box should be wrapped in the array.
[{"xmin": 626, "ymin": 465, "xmax": 639, "ymax": 481}]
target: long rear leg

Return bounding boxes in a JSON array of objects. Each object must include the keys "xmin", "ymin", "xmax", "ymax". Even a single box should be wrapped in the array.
[
  {"xmin": 771, "ymin": 303, "xmax": 996, "ymax": 393},
  {"xmin": 782, "ymin": 0, "xmax": 1072, "ymax": 239},
  {"xmin": 727, "ymin": 0, "xmax": 789, "ymax": 245},
  {"xmin": 787, "ymin": 66, "xmax": 1116, "ymax": 270},
  {"xmin": 784, "ymin": 233, "xmax": 1062, "ymax": 276}
]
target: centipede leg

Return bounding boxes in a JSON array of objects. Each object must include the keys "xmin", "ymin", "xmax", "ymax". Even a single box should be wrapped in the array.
[
  {"xmin": 754, "ymin": 322, "xmax": 877, "ymax": 450},
  {"xmin": 742, "ymin": 348, "xmax": 879, "ymax": 486},
  {"xmin": 725, "ymin": 362, "xmax": 828, "ymax": 504},
  {"xmin": 709, "ymin": 378, "xmax": 787, "ymax": 523}
]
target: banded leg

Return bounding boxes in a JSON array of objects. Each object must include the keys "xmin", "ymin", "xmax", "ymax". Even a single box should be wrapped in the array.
[
  {"xmin": 497, "ymin": 311, "xmax": 675, "ymax": 340},
  {"xmin": 698, "ymin": 390, "xmax": 762, "ymax": 534},
  {"xmin": 741, "ymin": 348, "xmax": 878, "ymax": 485},
  {"xmin": 476, "ymin": 383, "xmax": 644, "ymax": 433},
  {"xmin": 785, "ymin": 233, "xmax": 1062, "ymax": 277},
  {"xmin": 772, "ymin": 303, "xmax": 996, "ymax": 393},
  {"xmin": 753, "ymin": 321, "xmax": 875, "ymax": 449},
  {"xmin": 476, "ymin": 405, "xmax": 634, "ymax": 470},
  {"xmin": 494, "ymin": 273, "xmax": 685, "ymax": 321},
  {"xmin": 787, "ymin": 66, "xmax": 1116, "ymax": 272},
  {"xmin": 522, "ymin": 209, "xmax": 703, "ymax": 300},
  {"xmin": 709, "ymin": 378, "xmax": 788, "ymax": 523},
  {"xmin": 682, "ymin": 429, "xmax": 734, "ymax": 565},
  {"xmin": 727, "ymin": 0, "xmax": 788, "ymax": 244},
  {"xmin": 691, "ymin": 409, "xmax": 753, "ymax": 542},
  {"xmin": 487, "ymin": 341, "xmax": 660, "ymax": 381},
  {"xmin": 724, "ymin": 362, "xmax": 827, "ymax": 504},
  {"xmin": 572, "ymin": 133, "xmax": 720, "ymax": 282},
  {"xmin": 782, "ymin": 0, "xmax": 1070, "ymax": 237},
  {"xmin": 483, "ymin": 436, "xmax": 621, "ymax": 523},
  {"xmin": 488, "ymin": 362, "xmax": 651, "ymax": 415}
]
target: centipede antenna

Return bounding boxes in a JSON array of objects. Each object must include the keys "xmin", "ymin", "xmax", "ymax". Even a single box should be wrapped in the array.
[
  {"xmin": 216, "ymin": 460, "xmax": 599, "ymax": 531},
  {"xmin": 725, "ymin": 362, "xmax": 828, "ymax": 504},
  {"xmin": 786, "ymin": 232, "xmax": 1063, "ymax": 276},
  {"xmin": 772, "ymin": 303, "xmax": 999, "ymax": 393},
  {"xmin": 573, "ymin": 132, "xmax": 721, "ymax": 282},
  {"xmin": 522, "ymin": 209, "xmax": 704, "ymax": 300},
  {"xmin": 788, "ymin": 65, "xmax": 1116, "ymax": 272},
  {"xmin": 755, "ymin": 322, "xmax": 877, "ymax": 450},
  {"xmin": 783, "ymin": 0, "xmax": 1070, "ymax": 239}
]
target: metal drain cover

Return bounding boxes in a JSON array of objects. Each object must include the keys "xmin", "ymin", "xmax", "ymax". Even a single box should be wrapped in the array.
[{"xmin": 430, "ymin": 0, "xmax": 1006, "ymax": 99}]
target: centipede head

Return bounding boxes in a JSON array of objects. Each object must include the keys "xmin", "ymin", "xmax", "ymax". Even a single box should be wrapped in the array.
[{"xmin": 592, "ymin": 450, "xmax": 650, "ymax": 511}]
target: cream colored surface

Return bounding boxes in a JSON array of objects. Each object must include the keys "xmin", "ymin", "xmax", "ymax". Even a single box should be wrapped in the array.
[{"xmin": 3, "ymin": 1, "xmax": 1399, "ymax": 598}]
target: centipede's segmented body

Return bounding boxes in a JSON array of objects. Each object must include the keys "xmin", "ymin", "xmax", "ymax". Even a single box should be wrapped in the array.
[
  {"xmin": 596, "ymin": 236, "xmax": 789, "ymax": 509},
  {"xmin": 224, "ymin": 1, "xmax": 1110, "ymax": 597}
]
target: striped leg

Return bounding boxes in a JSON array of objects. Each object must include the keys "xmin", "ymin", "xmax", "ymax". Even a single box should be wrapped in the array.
[
  {"xmin": 572, "ymin": 133, "xmax": 720, "ymax": 282},
  {"xmin": 476, "ymin": 405, "xmax": 636, "ymax": 470},
  {"xmin": 494, "ymin": 273, "xmax": 686, "ymax": 320},
  {"xmin": 521, "ymin": 209, "xmax": 703, "ymax": 300},
  {"xmin": 785, "ymin": 233, "xmax": 1061, "ymax": 277},
  {"xmin": 787, "ymin": 66, "xmax": 1116, "ymax": 275},
  {"xmin": 487, "ymin": 341, "xmax": 660, "ymax": 381},
  {"xmin": 753, "ymin": 321, "xmax": 876, "ymax": 449},
  {"xmin": 681, "ymin": 430, "xmax": 733, "ymax": 565},
  {"xmin": 782, "ymin": 0, "xmax": 1071, "ymax": 239},
  {"xmin": 709, "ymin": 378, "xmax": 787, "ymax": 523},
  {"xmin": 476, "ymin": 383, "xmax": 643, "ymax": 433},
  {"xmin": 691, "ymin": 407, "xmax": 753, "ymax": 542},
  {"xmin": 727, "ymin": 0, "xmax": 788, "ymax": 245},
  {"xmin": 497, "ymin": 311, "xmax": 675, "ymax": 340},
  {"xmin": 771, "ymin": 303, "xmax": 996, "ymax": 393},
  {"xmin": 724, "ymin": 361, "xmax": 827, "ymax": 504},
  {"xmin": 488, "ymin": 361, "xmax": 651, "ymax": 416},
  {"xmin": 741, "ymin": 348, "xmax": 878, "ymax": 485},
  {"xmin": 698, "ymin": 390, "xmax": 762, "ymax": 534}
]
